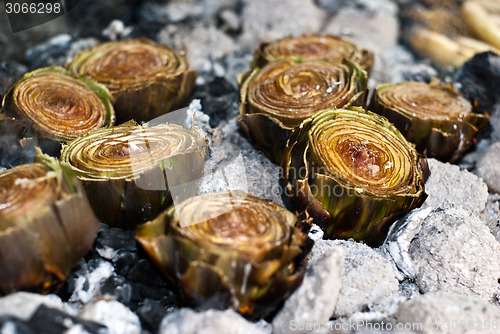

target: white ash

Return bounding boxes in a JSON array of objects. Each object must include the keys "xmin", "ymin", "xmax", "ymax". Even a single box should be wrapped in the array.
[
  {"xmin": 409, "ymin": 207, "xmax": 500, "ymax": 302},
  {"xmin": 396, "ymin": 292, "xmax": 500, "ymax": 334},
  {"xmin": 102, "ymin": 20, "xmax": 133, "ymax": 41},
  {"xmin": 381, "ymin": 207, "xmax": 433, "ymax": 281},
  {"xmin": 423, "ymin": 158, "xmax": 489, "ymax": 214},
  {"xmin": 68, "ymin": 261, "xmax": 115, "ymax": 306},
  {"xmin": 480, "ymin": 194, "xmax": 500, "ymax": 243},
  {"xmin": 80, "ymin": 298, "xmax": 141, "ymax": 334},
  {"xmin": 0, "ymin": 292, "xmax": 71, "ymax": 321},
  {"xmin": 238, "ymin": 0, "xmax": 326, "ymax": 51},
  {"xmin": 476, "ymin": 141, "xmax": 500, "ymax": 194},
  {"xmin": 272, "ymin": 247, "xmax": 344, "ymax": 334},
  {"xmin": 65, "ymin": 37, "xmax": 99, "ymax": 63},
  {"xmin": 159, "ymin": 308, "xmax": 270, "ymax": 334},
  {"xmin": 308, "ymin": 239, "xmax": 400, "ymax": 318}
]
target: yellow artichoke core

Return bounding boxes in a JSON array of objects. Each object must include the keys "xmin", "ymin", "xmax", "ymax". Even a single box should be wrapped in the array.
[
  {"xmin": 66, "ymin": 126, "xmax": 194, "ymax": 179},
  {"xmin": 248, "ymin": 60, "xmax": 352, "ymax": 127},
  {"xmin": 336, "ymin": 139, "xmax": 385, "ymax": 180},
  {"xmin": 13, "ymin": 73, "xmax": 108, "ymax": 140},
  {"xmin": 0, "ymin": 164, "xmax": 56, "ymax": 230},
  {"xmin": 312, "ymin": 116, "xmax": 415, "ymax": 194},
  {"xmin": 177, "ymin": 196, "xmax": 291, "ymax": 253},
  {"xmin": 270, "ymin": 37, "xmax": 356, "ymax": 61},
  {"xmin": 378, "ymin": 82, "xmax": 472, "ymax": 120}
]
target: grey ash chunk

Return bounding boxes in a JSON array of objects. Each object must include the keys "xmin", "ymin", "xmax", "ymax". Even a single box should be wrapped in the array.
[
  {"xmin": 238, "ymin": 0, "xmax": 326, "ymax": 51},
  {"xmin": 476, "ymin": 142, "xmax": 500, "ymax": 195},
  {"xmin": 480, "ymin": 194, "xmax": 500, "ymax": 243},
  {"xmin": 272, "ymin": 247, "xmax": 344, "ymax": 334},
  {"xmin": 424, "ymin": 158, "xmax": 488, "ymax": 213},
  {"xmin": 159, "ymin": 308, "xmax": 270, "ymax": 334},
  {"xmin": 308, "ymin": 239, "xmax": 400, "ymax": 318},
  {"xmin": 396, "ymin": 292, "xmax": 500, "ymax": 334},
  {"xmin": 409, "ymin": 208, "xmax": 500, "ymax": 302}
]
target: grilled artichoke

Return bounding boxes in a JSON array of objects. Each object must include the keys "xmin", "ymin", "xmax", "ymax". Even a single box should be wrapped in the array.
[
  {"xmin": 136, "ymin": 190, "xmax": 312, "ymax": 318},
  {"xmin": 462, "ymin": 0, "xmax": 500, "ymax": 50},
  {"xmin": 60, "ymin": 122, "xmax": 207, "ymax": 229},
  {"xmin": 0, "ymin": 155, "xmax": 100, "ymax": 294},
  {"xmin": 370, "ymin": 80, "xmax": 489, "ymax": 163},
  {"xmin": 281, "ymin": 107, "xmax": 427, "ymax": 246},
  {"xmin": 68, "ymin": 38, "xmax": 197, "ymax": 124},
  {"xmin": 1, "ymin": 67, "xmax": 115, "ymax": 154},
  {"xmin": 239, "ymin": 58, "xmax": 367, "ymax": 164},
  {"xmin": 252, "ymin": 34, "xmax": 374, "ymax": 74}
]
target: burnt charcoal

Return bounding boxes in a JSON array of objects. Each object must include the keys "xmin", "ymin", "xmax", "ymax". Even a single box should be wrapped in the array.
[
  {"xmin": 127, "ymin": 259, "xmax": 169, "ymax": 287},
  {"xmin": 0, "ymin": 117, "xmax": 37, "ymax": 169},
  {"xmin": 25, "ymin": 34, "xmax": 71, "ymax": 70},
  {"xmin": 0, "ymin": 316, "xmax": 36, "ymax": 334},
  {"xmin": 95, "ymin": 227, "xmax": 137, "ymax": 253},
  {"xmin": 193, "ymin": 76, "xmax": 238, "ymax": 127},
  {"xmin": 27, "ymin": 305, "xmax": 106, "ymax": 334},
  {"xmin": 0, "ymin": 61, "xmax": 28, "ymax": 94},
  {"xmin": 100, "ymin": 275, "xmax": 133, "ymax": 304},
  {"xmin": 134, "ymin": 298, "xmax": 176, "ymax": 333},
  {"xmin": 113, "ymin": 251, "xmax": 139, "ymax": 277},
  {"xmin": 454, "ymin": 52, "xmax": 500, "ymax": 114}
]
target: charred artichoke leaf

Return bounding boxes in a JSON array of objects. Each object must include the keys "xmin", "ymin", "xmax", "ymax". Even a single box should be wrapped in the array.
[
  {"xmin": 370, "ymin": 80, "xmax": 489, "ymax": 163},
  {"xmin": 0, "ymin": 154, "xmax": 100, "ymax": 294},
  {"xmin": 281, "ymin": 107, "xmax": 427, "ymax": 247},
  {"xmin": 239, "ymin": 58, "xmax": 367, "ymax": 164},
  {"xmin": 60, "ymin": 121, "xmax": 207, "ymax": 229},
  {"xmin": 252, "ymin": 34, "xmax": 374, "ymax": 74},
  {"xmin": 68, "ymin": 38, "xmax": 197, "ymax": 124},
  {"xmin": 136, "ymin": 190, "xmax": 312, "ymax": 318},
  {"xmin": 1, "ymin": 66, "xmax": 115, "ymax": 152}
]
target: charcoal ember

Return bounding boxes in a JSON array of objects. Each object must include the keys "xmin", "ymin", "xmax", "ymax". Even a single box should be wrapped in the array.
[
  {"xmin": 99, "ymin": 275, "xmax": 133, "ymax": 305},
  {"xmin": 112, "ymin": 251, "xmax": 139, "ymax": 277},
  {"xmin": 193, "ymin": 76, "xmax": 238, "ymax": 127},
  {"xmin": 95, "ymin": 226, "xmax": 137, "ymax": 255},
  {"xmin": 127, "ymin": 259, "xmax": 170, "ymax": 287},
  {"xmin": 25, "ymin": 34, "xmax": 71, "ymax": 69},
  {"xmin": 28, "ymin": 305, "xmax": 105, "ymax": 334},
  {"xmin": 0, "ymin": 316, "xmax": 36, "ymax": 334},
  {"xmin": 0, "ymin": 117, "xmax": 37, "ymax": 169},
  {"xmin": 134, "ymin": 298, "xmax": 177, "ymax": 333},
  {"xmin": 0, "ymin": 61, "xmax": 28, "ymax": 94},
  {"xmin": 454, "ymin": 52, "xmax": 500, "ymax": 114}
]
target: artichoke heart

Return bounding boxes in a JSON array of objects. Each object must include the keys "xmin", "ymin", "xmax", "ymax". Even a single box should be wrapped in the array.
[
  {"xmin": 68, "ymin": 38, "xmax": 197, "ymax": 124},
  {"xmin": 1, "ymin": 66, "xmax": 115, "ymax": 146},
  {"xmin": 0, "ymin": 156, "xmax": 100, "ymax": 294},
  {"xmin": 370, "ymin": 80, "xmax": 489, "ymax": 163},
  {"xmin": 60, "ymin": 121, "xmax": 207, "ymax": 229},
  {"xmin": 281, "ymin": 107, "xmax": 427, "ymax": 246},
  {"xmin": 252, "ymin": 34, "xmax": 374, "ymax": 74},
  {"xmin": 239, "ymin": 58, "xmax": 367, "ymax": 164},
  {"xmin": 136, "ymin": 190, "xmax": 312, "ymax": 318}
]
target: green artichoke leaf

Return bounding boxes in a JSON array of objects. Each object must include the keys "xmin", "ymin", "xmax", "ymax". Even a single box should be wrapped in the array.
[
  {"xmin": 0, "ymin": 155, "xmax": 100, "ymax": 294},
  {"xmin": 370, "ymin": 80, "xmax": 489, "ymax": 163},
  {"xmin": 281, "ymin": 107, "xmax": 427, "ymax": 246},
  {"xmin": 239, "ymin": 58, "xmax": 368, "ymax": 164},
  {"xmin": 135, "ymin": 190, "xmax": 312, "ymax": 318},
  {"xmin": 68, "ymin": 38, "xmax": 197, "ymax": 124}
]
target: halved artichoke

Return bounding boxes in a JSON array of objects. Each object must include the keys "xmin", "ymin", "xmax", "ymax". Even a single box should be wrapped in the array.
[
  {"xmin": 252, "ymin": 34, "xmax": 374, "ymax": 74},
  {"xmin": 136, "ymin": 190, "xmax": 312, "ymax": 318},
  {"xmin": 370, "ymin": 80, "xmax": 489, "ymax": 163},
  {"xmin": 281, "ymin": 107, "xmax": 427, "ymax": 246},
  {"xmin": 1, "ymin": 67, "xmax": 115, "ymax": 153},
  {"xmin": 0, "ymin": 155, "xmax": 100, "ymax": 294},
  {"xmin": 60, "ymin": 121, "xmax": 207, "ymax": 229},
  {"xmin": 68, "ymin": 38, "xmax": 197, "ymax": 124},
  {"xmin": 239, "ymin": 58, "xmax": 367, "ymax": 164}
]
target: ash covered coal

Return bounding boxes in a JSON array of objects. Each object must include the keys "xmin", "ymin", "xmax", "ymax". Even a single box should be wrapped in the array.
[{"xmin": 0, "ymin": 0, "xmax": 500, "ymax": 333}]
